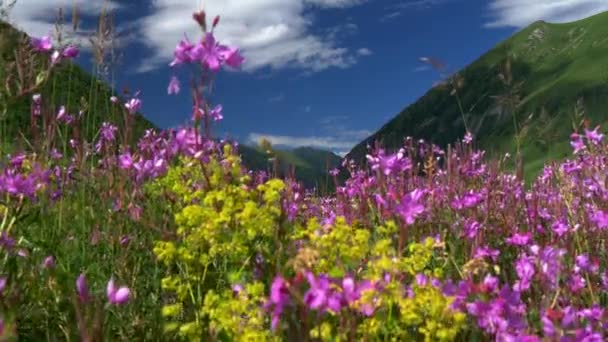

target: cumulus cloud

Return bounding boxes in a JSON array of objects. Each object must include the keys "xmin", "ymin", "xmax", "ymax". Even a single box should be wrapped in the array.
[
  {"xmin": 136, "ymin": 0, "xmax": 367, "ymax": 74},
  {"xmin": 485, "ymin": 0, "xmax": 608, "ymax": 28}
]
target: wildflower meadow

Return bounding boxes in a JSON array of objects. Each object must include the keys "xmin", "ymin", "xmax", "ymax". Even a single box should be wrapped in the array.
[{"xmin": 0, "ymin": 7, "xmax": 607, "ymax": 342}]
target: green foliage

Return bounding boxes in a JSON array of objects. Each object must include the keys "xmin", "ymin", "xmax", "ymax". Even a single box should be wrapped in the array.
[{"xmin": 151, "ymin": 149, "xmax": 285, "ymax": 340}]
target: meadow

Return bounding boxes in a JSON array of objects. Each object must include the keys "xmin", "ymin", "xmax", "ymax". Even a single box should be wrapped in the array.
[{"xmin": 0, "ymin": 7, "xmax": 607, "ymax": 342}]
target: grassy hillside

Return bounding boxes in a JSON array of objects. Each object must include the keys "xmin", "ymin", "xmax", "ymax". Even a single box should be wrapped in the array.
[
  {"xmin": 347, "ymin": 11, "xmax": 608, "ymax": 181},
  {"xmin": 0, "ymin": 20, "xmax": 155, "ymax": 153}
]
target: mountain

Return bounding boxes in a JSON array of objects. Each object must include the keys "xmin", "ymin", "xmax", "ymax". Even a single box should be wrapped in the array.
[
  {"xmin": 239, "ymin": 144, "xmax": 342, "ymax": 191},
  {"xmin": 347, "ymin": 11, "xmax": 608, "ymax": 181}
]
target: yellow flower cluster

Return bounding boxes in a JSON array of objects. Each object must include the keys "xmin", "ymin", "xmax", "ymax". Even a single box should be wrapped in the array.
[{"xmin": 151, "ymin": 150, "xmax": 285, "ymax": 340}]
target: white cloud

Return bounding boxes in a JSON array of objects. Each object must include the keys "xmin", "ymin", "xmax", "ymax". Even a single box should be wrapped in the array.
[
  {"xmin": 357, "ymin": 47, "xmax": 372, "ymax": 56},
  {"xmin": 4, "ymin": 0, "xmax": 121, "ymax": 46},
  {"xmin": 306, "ymin": 0, "xmax": 367, "ymax": 8},
  {"xmin": 248, "ymin": 115, "xmax": 372, "ymax": 152},
  {"xmin": 248, "ymin": 133, "xmax": 360, "ymax": 150},
  {"xmin": 136, "ymin": 0, "xmax": 366, "ymax": 74},
  {"xmin": 485, "ymin": 0, "xmax": 608, "ymax": 28}
]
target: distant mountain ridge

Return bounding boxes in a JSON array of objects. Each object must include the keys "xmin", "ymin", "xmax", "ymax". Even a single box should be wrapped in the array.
[{"xmin": 347, "ymin": 11, "xmax": 608, "ymax": 180}]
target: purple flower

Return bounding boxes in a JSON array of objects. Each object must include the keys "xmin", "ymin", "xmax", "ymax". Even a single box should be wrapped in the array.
[
  {"xmin": 219, "ymin": 46, "xmax": 245, "ymax": 68},
  {"xmin": 62, "ymin": 45, "xmax": 79, "ymax": 58},
  {"xmin": 167, "ymin": 76, "xmax": 180, "ymax": 95},
  {"xmin": 0, "ymin": 277, "xmax": 6, "ymax": 295},
  {"xmin": 195, "ymin": 33, "xmax": 223, "ymax": 71},
  {"xmin": 56, "ymin": 106, "xmax": 73, "ymax": 123},
  {"xmin": 570, "ymin": 133, "xmax": 586, "ymax": 154},
  {"xmin": 366, "ymin": 148, "xmax": 411, "ymax": 176},
  {"xmin": 397, "ymin": 188, "xmax": 425, "ymax": 225},
  {"xmin": 451, "ymin": 190, "xmax": 484, "ymax": 210},
  {"xmin": 539, "ymin": 247, "xmax": 564, "ymax": 289},
  {"xmin": 265, "ymin": 276, "xmax": 291, "ymax": 330},
  {"xmin": 483, "ymin": 275, "xmax": 499, "ymax": 293},
  {"xmin": 506, "ymin": 232, "xmax": 532, "ymax": 246},
  {"xmin": 76, "ymin": 273, "xmax": 88, "ymax": 302},
  {"xmin": 464, "ymin": 219, "xmax": 482, "ymax": 240},
  {"xmin": 43, "ymin": 255, "xmax": 55, "ymax": 269},
  {"xmin": 209, "ymin": 104, "xmax": 223, "ymax": 121},
  {"xmin": 575, "ymin": 254, "xmax": 589, "ymax": 273},
  {"xmin": 551, "ymin": 220, "xmax": 568, "ymax": 237},
  {"xmin": 474, "ymin": 246, "xmax": 500, "ymax": 261},
  {"xmin": 590, "ymin": 209, "xmax": 608, "ymax": 229},
  {"xmin": 31, "ymin": 36, "xmax": 52, "ymax": 52},
  {"xmin": 585, "ymin": 126, "xmax": 603, "ymax": 145},
  {"xmin": 119, "ymin": 235, "xmax": 130, "ymax": 246},
  {"xmin": 232, "ymin": 284, "xmax": 244, "ymax": 295},
  {"xmin": 118, "ymin": 152, "xmax": 133, "ymax": 169},
  {"xmin": 463, "ymin": 131, "xmax": 473, "ymax": 144},
  {"xmin": 100, "ymin": 122, "xmax": 118, "ymax": 142},
  {"xmin": 106, "ymin": 278, "xmax": 130, "ymax": 305},
  {"xmin": 170, "ymin": 36, "xmax": 195, "ymax": 66},
  {"xmin": 541, "ymin": 314, "xmax": 556, "ymax": 337},
  {"xmin": 514, "ymin": 255, "xmax": 535, "ymax": 292},
  {"xmin": 303, "ymin": 272, "xmax": 332, "ymax": 311},
  {"xmin": 125, "ymin": 98, "xmax": 142, "ymax": 115}
]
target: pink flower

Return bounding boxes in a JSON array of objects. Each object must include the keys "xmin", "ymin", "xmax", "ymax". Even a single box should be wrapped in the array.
[
  {"xmin": 209, "ymin": 104, "xmax": 223, "ymax": 121},
  {"xmin": 167, "ymin": 76, "xmax": 180, "ymax": 95},
  {"xmin": 62, "ymin": 45, "xmax": 79, "ymax": 58},
  {"xmin": 118, "ymin": 152, "xmax": 133, "ymax": 169},
  {"xmin": 570, "ymin": 133, "xmax": 586, "ymax": 154},
  {"xmin": 76, "ymin": 273, "xmax": 88, "ymax": 302},
  {"xmin": 31, "ymin": 36, "xmax": 52, "ymax": 52},
  {"xmin": 219, "ymin": 46, "xmax": 245, "ymax": 68},
  {"xmin": 170, "ymin": 36, "xmax": 195, "ymax": 67},
  {"xmin": 125, "ymin": 98, "xmax": 142, "ymax": 115},
  {"xmin": 106, "ymin": 278, "xmax": 130, "ymax": 305},
  {"xmin": 0, "ymin": 277, "xmax": 6, "ymax": 295},
  {"xmin": 463, "ymin": 131, "xmax": 473, "ymax": 144},
  {"xmin": 196, "ymin": 33, "xmax": 223, "ymax": 71},
  {"xmin": 397, "ymin": 189, "xmax": 425, "ymax": 225},
  {"xmin": 585, "ymin": 126, "xmax": 603, "ymax": 145},
  {"xmin": 43, "ymin": 256, "xmax": 55, "ymax": 269}
]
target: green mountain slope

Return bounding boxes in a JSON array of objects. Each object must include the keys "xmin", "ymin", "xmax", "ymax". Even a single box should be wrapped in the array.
[
  {"xmin": 0, "ymin": 20, "xmax": 155, "ymax": 151},
  {"xmin": 239, "ymin": 144, "xmax": 341, "ymax": 190},
  {"xmin": 347, "ymin": 11, "xmax": 608, "ymax": 180}
]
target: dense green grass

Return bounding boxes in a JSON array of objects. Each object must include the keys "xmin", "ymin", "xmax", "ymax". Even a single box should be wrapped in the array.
[{"xmin": 347, "ymin": 11, "xmax": 608, "ymax": 180}]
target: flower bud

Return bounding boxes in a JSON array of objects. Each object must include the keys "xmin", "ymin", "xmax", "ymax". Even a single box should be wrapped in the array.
[{"xmin": 192, "ymin": 10, "xmax": 206, "ymax": 31}]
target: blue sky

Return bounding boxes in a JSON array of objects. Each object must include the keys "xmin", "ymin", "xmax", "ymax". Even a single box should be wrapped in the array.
[{"xmin": 6, "ymin": 0, "xmax": 608, "ymax": 155}]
